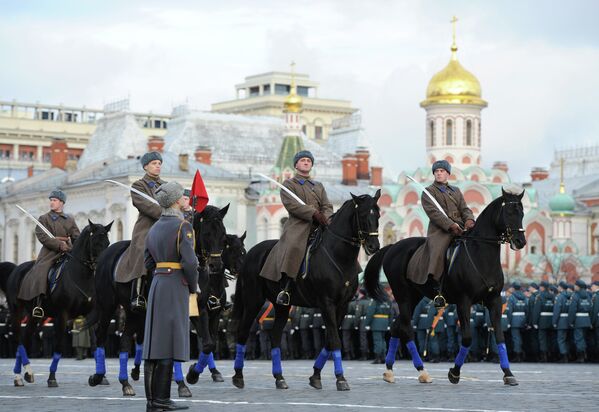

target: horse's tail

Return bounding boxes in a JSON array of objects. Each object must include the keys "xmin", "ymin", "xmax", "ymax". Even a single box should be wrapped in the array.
[{"xmin": 364, "ymin": 244, "xmax": 392, "ymax": 302}]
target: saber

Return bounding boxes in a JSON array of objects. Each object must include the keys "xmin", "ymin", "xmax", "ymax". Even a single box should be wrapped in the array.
[
  {"xmin": 257, "ymin": 173, "xmax": 306, "ymax": 206},
  {"xmin": 16, "ymin": 205, "xmax": 55, "ymax": 239},
  {"xmin": 105, "ymin": 180, "xmax": 159, "ymax": 205},
  {"xmin": 406, "ymin": 175, "xmax": 448, "ymax": 219}
]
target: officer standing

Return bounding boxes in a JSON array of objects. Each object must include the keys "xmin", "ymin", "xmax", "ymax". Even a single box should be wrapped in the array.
[
  {"xmin": 469, "ymin": 302, "xmax": 486, "ymax": 362},
  {"xmin": 507, "ymin": 281, "xmax": 528, "ymax": 362},
  {"xmin": 312, "ymin": 308, "xmax": 325, "ymax": 353},
  {"xmin": 412, "ymin": 297, "xmax": 434, "ymax": 358},
  {"xmin": 296, "ymin": 306, "xmax": 315, "ymax": 359},
  {"xmin": 590, "ymin": 281, "xmax": 599, "ymax": 361},
  {"xmin": 532, "ymin": 281, "xmax": 555, "ymax": 362},
  {"xmin": 553, "ymin": 281, "xmax": 572, "ymax": 363},
  {"xmin": 258, "ymin": 302, "xmax": 275, "ymax": 360},
  {"xmin": 341, "ymin": 295, "xmax": 359, "ymax": 360},
  {"xmin": 525, "ymin": 282, "xmax": 540, "ymax": 361},
  {"xmin": 142, "ymin": 181, "xmax": 198, "ymax": 412},
  {"xmin": 356, "ymin": 289, "xmax": 373, "ymax": 360},
  {"xmin": 568, "ymin": 279, "xmax": 592, "ymax": 362},
  {"xmin": 366, "ymin": 297, "xmax": 392, "ymax": 364},
  {"xmin": 444, "ymin": 303, "xmax": 458, "ymax": 360}
]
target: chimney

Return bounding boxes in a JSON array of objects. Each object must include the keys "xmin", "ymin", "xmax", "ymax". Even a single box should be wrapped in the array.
[
  {"xmin": 492, "ymin": 161, "xmax": 509, "ymax": 173},
  {"xmin": 370, "ymin": 166, "xmax": 383, "ymax": 187},
  {"xmin": 179, "ymin": 153, "xmax": 189, "ymax": 171},
  {"xmin": 355, "ymin": 148, "xmax": 370, "ymax": 180},
  {"xmin": 27, "ymin": 165, "xmax": 34, "ymax": 178},
  {"xmin": 147, "ymin": 136, "xmax": 165, "ymax": 153},
  {"xmin": 341, "ymin": 154, "xmax": 358, "ymax": 186},
  {"xmin": 50, "ymin": 138, "xmax": 68, "ymax": 170},
  {"xmin": 194, "ymin": 146, "xmax": 212, "ymax": 165},
  {"xmin": 530, "ymin": 167, "xmax": 549, "ymax": 181}
]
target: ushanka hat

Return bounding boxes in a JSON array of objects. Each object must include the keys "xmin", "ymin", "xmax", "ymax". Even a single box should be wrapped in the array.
[{"xmin": 155, "ymin": 181, "xmax": 184, "ymax": 208}]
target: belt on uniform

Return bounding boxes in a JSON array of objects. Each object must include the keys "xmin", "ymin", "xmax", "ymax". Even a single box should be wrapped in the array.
[
  {"xmin": 540, "ymin": 312, "xmax": 553, "ymax": 316},
  {"xmin": 345, "ymin": 315, "xmax": 355, "ymax": 318},
  {"xmin": 559, "ymin": 313, "xmax": 568, "ymax": 317},
  {"xmin": 512, "ymin": 312, "xmax": 525, "ymax": 316},
  {"xmin": 576, "ymin": 313, "xmax": 589, "ymax": 317},
  {"xmin": 419, "ymin": 314, "xmax": 428, "ymax": 318},
  {"xmin": 447, "ymin": 312, "xmax": 455, "ymax": 316},
  {"xmin": 314, "ymin": 314, "xmax": 322, "ymax": 317},
  {"xmin": 374, "ymin": 314, "xmax": 389, "ymax": 318},
  {"xmin": 301, "ymin": 315, "xmax": 309, "ymax": 318},
  {"xmin": 156, "ymin": 262, "xmax": 182, "ymax": 269}
]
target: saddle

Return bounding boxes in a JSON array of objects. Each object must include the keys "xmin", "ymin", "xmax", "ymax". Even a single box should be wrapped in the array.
[
  {"xmin": 48, "ymin": 257, "xmax": 69, "ymax": 294},
  {"xmin": 299, "ymin": 228, "xmax": 324, "ymax": 279}
]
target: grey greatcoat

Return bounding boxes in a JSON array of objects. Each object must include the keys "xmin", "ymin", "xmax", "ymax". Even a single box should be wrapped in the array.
[
  {"xmin": 18, "ymin": 211, "xmax": 80, "ymax": 301},
  {"xmin": 115, "ymin": 174, "xmax": 165, "ymax": 283},
  {"xmin": 260, "ymin": 175, "xmax": 333, "ymax": 282},
  {"xmin": 142, "ymin": 211, "xmax": 198, "ymax": 361},
  {"xmin": 407, "ymin": 181, "xmax": 474, "ymax": 284}
]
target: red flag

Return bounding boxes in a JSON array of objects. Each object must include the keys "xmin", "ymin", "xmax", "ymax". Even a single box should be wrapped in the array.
[{"xmin": 190, "ymin": 169, "xmax": 209, "ymax": 213}]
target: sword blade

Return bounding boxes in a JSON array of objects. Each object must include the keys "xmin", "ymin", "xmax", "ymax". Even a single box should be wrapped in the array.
[
  {"xmin": 105, "ymin": 179, "xmax": 159, "ymax": 205},
  {"xmin": 257, "ymin": 173, "xmax": 306, "ymax": 206},
  {"xmin": 16, "ymin": 205, "xmax": 55, "ymax": 239},
  {"xmin": 406, "ymin": 175, "xmax": 449, "ymax": 219}
]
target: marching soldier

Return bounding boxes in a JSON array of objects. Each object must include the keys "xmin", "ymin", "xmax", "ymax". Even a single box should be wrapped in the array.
[
  {"xmin": 407, "ymin": 160, "xmax": 475, "ymax": 308},
  {"xmin": 142, "ymin": 181, "xmax": 199, "ymax": 412},
  {"xmin": 568, "ymin": 279, "xmax": 592, "ymax": 362},
  {"xmin": 365, "ymin": 297, "xmax": 392, "ymax": 364},
  {"xmin": 259, "ymin": 150, "xmax": 333, "ymax": 305},
  {"xmin": 532, "ymin": 281, "xmax": 555, "ymax": 362},
  {"xmin": 507, "ymin": 281, "xmax": 528, "ymax": 362},
  {"xmin": 18, "ymin": 190, "xmax": 80, "ymax": 318},
  {"xmin": 553, "ymin": 281, "xmax": 572, "ymax": 363},
  {"xmin": 116, "ymin": 151, "xmax": 165, "ymax": 313},
  {"xmin": 356, "ymin": 290, "xmax": 373, "ymax": 360},
  {"xmin": 341, "ymin": 295, "xmax": 359, "ymax": 360},
  {"xmin": 525, "ymin": 282, "xmax": 540, "ymax": 361}
]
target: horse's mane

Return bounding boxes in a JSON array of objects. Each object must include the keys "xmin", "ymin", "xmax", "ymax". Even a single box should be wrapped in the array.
[
  {"xmin": 197, "ymin": 205, "xmax": 220, "ymax": 219},
  {"xmin": 71, "ymin": 225, "xmax": 91, "ymax": 249},
  {"xmin": 330, "ymin": 194, "xmax": 372, "ymax": 223}
]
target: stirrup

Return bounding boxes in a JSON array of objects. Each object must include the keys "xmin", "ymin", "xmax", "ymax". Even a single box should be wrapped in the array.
[
  {"xmin": 276, "ymin": 290, "xmax": 290, "ymax": 306},
  {"xmin": 32, "ymin": 306, "xmax": 45, "ymax": 319},
  {"xmin": 433, "ymin": 294, "xmax": 446, "ymax": 309},
  {"xmin": 131, "ymin": 295, "xmax": 146, "ymax": 312},
  {"xmin": 207, "ymin": 295, "xmax": 221, "ymax": 311}
]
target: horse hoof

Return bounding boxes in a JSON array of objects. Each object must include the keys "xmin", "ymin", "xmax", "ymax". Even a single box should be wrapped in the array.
[
  {"xmin": 503, "ymin": 375, "xmax": 518, "ymax": 386},
  {"xmin": 130, "ymin": 365, "xmax": 140, "ymax": 381},
  {"xmin": 14, "ymin": 377, "xmax": 24, "ymax": 387},
  {"xmin": 275, "ymin": 378, "xmax": 289, "ymax": 390},
  {"xmin": 418, "ymin": 370, "xmax": 432, "ymax": 383},
  {"xmin": 309, "ymin": 375, "xmax": 322, "ymax": 390},
  {"xmin": 47, "ymin": 379, "xmax": 58, "ymax": 388},
  {"xmin": 24, "ymin": 372, "xmax": 34, "ymax": 384},
  {"xmin": 232, "ymin": 376, "xmax": 244, "ymax": 389},
  {"xmin": 100, "ymin": 377, "xmax": 110, "ymax": 385},
  {"xmin": 211, "ymin": 369, "xmax": 224, "ymax": 383},
  {"xmin": 448, "ymin": 369, "xmax": 460, "ymax": 384},
  {"xmin": 177, "ymin": 381, "xmax": 193, "ymax": 397},
  {"xmin": 186, "ymin": 364, "xmax": 200, "ymax": 385},
  {"xmin": 336, "ymin": 379, "xmax": 350, "ymax": 391},
  {"xmin": 121, "ymin": 381, "xmax": 136, "ymax": 396},
  {"xmin": 383, "ymin": 369, "xmax": 395, "ymax": 384}
]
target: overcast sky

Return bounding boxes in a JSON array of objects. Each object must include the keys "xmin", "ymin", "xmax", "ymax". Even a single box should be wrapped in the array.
[{"xmin": 1, "ymin": 0, "xmax": 598, "ymax": 181}]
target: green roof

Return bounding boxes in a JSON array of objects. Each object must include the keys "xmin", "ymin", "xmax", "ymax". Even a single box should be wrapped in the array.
[
  {"xmin": 549, "ymin": 192, "xmax": 575, "ymax": 213},
  {"xmin": 275, "ymin": 135, "xmax": 303, "ymax": 178}
]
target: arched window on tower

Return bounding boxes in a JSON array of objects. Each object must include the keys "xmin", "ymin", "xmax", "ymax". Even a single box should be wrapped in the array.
[
  {"xmin": 429, "ymin": 121, "xmax": 435, "ymax": 146},
  {"xmin": 446, "ymin": 119, "xmax": 453, "ymax": 145},
  {"xmin": 466, "ymin": 119, "xmax": 473, "ymax": 146}
]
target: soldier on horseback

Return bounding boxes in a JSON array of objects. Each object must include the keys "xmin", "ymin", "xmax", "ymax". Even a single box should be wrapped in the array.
[
  {"xmin": 407, "ymin": 159, "xmax": 475, "ymax": 308},
  {"xmin": 18, "ymin": 190, "xmax": 80, "ymax": 318},
  {"xmin": 259, "ymin": 150, "xmax": 333, "ymax": 306},
  {"xmin": 115, "ymin": 151, "xmax": 165, "ymax": 313}
]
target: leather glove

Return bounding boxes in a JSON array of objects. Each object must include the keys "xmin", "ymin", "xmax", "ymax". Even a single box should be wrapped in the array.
[
  {"xmin": 58, "ymin": 241, "xmax": 70, "ymax": 252},
  {"xmin": 449, "ymin": 224, "xmax": 464, "ymax": 236},
  {"xmin": 313, "ymin": 210, "xmax": 329, "ymax": 227},
  {"xmin": 464, "ymin": 219, "xmax": 475, "ymax": 230}
]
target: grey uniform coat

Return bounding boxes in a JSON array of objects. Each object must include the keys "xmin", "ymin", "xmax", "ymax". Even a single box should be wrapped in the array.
[
  {"xmin": 115, "ymin": 174, "xmax": 165, "ymax": 283},
  {"xmin": 18, "ymin": 211, "xmax": 80, "ymax": 300},
  {"xmin": 142, "ymin": 212, "xmax": 199, "ymax": 361},
  {"xmin": 260, "ymin": 175, "xmax": 333, "ymax": 282},
  {"xmin": 407, "ymin": 181, "xmax": 474, "ymax": 284}
]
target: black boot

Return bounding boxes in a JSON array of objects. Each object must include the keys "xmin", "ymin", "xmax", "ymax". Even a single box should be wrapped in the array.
[
  {"xmin": 276, "ymin": 276, "xmax": 294, "ymax": 306},
  {"xmin": 144, "ymin": 360, "xmax": 156, "ymax": 411},
  {"xmin": 150, "ymin": 359, "xmax": 188, "ymax": 411},
  {"xmin": 131, "ymin": 277, "xmax": 147, "ymax": 314}
]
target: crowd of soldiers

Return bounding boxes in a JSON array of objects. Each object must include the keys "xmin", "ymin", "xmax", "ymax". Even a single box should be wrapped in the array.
[{"xmin": 2, "ymin": 278, "xmax": 598, "ymax": 363}]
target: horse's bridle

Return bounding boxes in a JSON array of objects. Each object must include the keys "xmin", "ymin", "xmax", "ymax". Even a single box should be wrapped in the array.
[
  {"xmin": 195, "ymin": 216, "xmax": 224, "ymax": 264},
  {"xmin": 460, "ymin": 199, "xmax": 524, "ymax": 245},
  {"xmin": 326, "ymin": 198, "xmax": 379, "ymax": 255}
]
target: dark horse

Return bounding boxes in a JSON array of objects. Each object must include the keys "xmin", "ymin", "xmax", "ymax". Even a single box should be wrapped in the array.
[
  {"xmin": 231, "ymin": 191, "xmax": 381, "ymax": 391},
  {"xmin": 4, "ymin": 220, "xmax": 112, "ymax": 387},
  {"xmin": 184, "ymin": 232, "xmax": 246, "ymax": 386},
  {"xmin": 364, "ymin": 186, "xmax": 526, "ymax": 386},
  {"xmin": 86, "ymin": 205, "xmax": 229, "ymax": 397}
]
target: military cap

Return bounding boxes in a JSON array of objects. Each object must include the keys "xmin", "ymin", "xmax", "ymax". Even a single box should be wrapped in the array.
[
  {"xmin": 559, "ymin": 281, "xmax": 569, "ymax": 289},
  {"xmin": 183, "ymin": 189, "xmax": 191, "ymax": 197},
  {"xmin": 549, "ymin": 285, "xmax": 558, "ymax": 293},
  {"xmin": 540, "ymin": 280, "xmax": 549, "ymax": 288},
  {"xmin": 511, "ymin": 281, "xmax": 521, "ymax": 290},
  {"xmin": 530, "ymin": 282, "xmax": 539, "ymax": 289},
  {"xmin": 592, "ymin": 281, "xmax": 599, "ymax": 287},
  {"xmin": 575, "ymin": 279, "xmax": 587, "ymax": 289},
  {"xmin": 155, "ymin": 181, "xmax": 184, "ymax": 208},
  {"xmin": 432, "ymin": 159, "xmax": 451, "ymax": 175},
  {"xmin": 141, "ymin": 151, "xmax": 163, "ymax": 168},
  {"xmin": 293, "ymin": 150, "xmax": 314, "ymax": 167},
  {"xmin": 49, "ymin": 190, "xmax": 66, "ymax": 203}
]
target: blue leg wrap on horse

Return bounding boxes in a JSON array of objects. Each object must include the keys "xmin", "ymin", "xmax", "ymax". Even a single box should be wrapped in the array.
[
  {"xmin": 13, "ymin": 352, "xmax": 22, "ymax": 374},
  {"xmin": 406, "ymin": 340, "xmax": 423, "ymax": 369},
  {"xmin": 118, "ymin": 352, "xmax": 129, "ymax": 381},
  {"xmin": 332, "ymin": 350, "xmax": 343, "ymax": 376},
  {"xmin": 134, "ymin": 343, "xmax": 143, "ymax": 366},
  {"xmin": 208, "ymin": 352, "xmax": 216, "ymax": 369},
  {"xmin": 455, "ymin": 345, "xmax": 470, "ymax": 367},
  {"xmin": 173, "ymin": 361, "xmax": 184, "ymax": 382},
  {"xmin": 234, "ymin": 344, "xmax": 246, "ymax": 370},
  {"xmin": 497, "ymin": 343, "xmax": 510, "ymax": 369},
  {"xmin": 17, "ymin": 345, "xmax": 30, "ymax": 366},
  {"xmin": 194, "ymin": 351, "xmax": 209, "ymax": 374},
  {"xmin": 386, "ymin": 337, "xmax": 400, "ymax": 366},
  {"xmin": 314, "ymin": 348, "xmax": 330, "ymax": 370},
  {"xmin": 95, "ymin": 347, "xmax": 106, "ymax": 375},
  {"xmin": 271, "ymin": 348, "xmax": 282, "ymax": 375},
  {"xmin": 49, "ymin": 352, "xmax": 61, "ymax": 373}
]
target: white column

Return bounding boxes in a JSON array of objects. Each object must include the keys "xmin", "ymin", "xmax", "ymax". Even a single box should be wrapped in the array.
[{"xmin": 13, "ymin": 144, "xmax": 19, "ymax": 160}]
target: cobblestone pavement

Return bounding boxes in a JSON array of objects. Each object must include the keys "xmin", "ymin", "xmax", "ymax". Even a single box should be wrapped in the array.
[{"xmin": 1, "ymin": 359, "xmax": 597, "ymax": 411}]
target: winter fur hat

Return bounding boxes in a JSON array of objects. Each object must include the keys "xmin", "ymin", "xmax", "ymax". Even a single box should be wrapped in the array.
[
  {"xmin": 293, "ymin": 150, "xmax": 314, "ymax": 167},
  {"xmin": 432, "ymin": 159, "xmax": 451, "ymax": 175},
  {"xmin": 141, "ymin": 151, "xmax": 163, "ymax": 168},
  {"xmin": 49, "ymin": 190, "xmax": 67, "ymax": 203},
  {"xmin": 155, "ymin": 181, "xmax": 184, "ymax": 208}
]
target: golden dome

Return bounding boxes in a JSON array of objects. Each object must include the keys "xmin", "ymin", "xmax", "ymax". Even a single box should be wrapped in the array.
[
  {"xmin": 420, "ymin": 45, "xmax": 487, "ymax": 108},
  {"xmin": 284, "ymin": 62, "xmax": 303, "ymax": 113}
]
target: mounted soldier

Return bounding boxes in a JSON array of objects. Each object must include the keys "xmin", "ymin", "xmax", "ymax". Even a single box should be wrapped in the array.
[
  {"xmin": 18, "ymin": 190, "xmax": 80, "ymax": 318},
  {"xmin": 407, "ymin": 160, "xmax": 475, "ymax": 308},
  {"xmin": 259, "ymin": 150, "xmax": 333, "ymax": 306},
  {"xmin": 115, "ymin": 151, "xmax": 165, "ymax": 312}
]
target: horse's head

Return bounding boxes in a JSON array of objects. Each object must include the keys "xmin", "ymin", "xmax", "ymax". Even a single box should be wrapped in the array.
[
  {"xmin": 350, "ymin": 189, "xmax": 382, "ymax": 255},
  {"xmin": 75, "ymin": 220, "xmax": 113, "ymax": 268},
  {"xmin": 222, "ymin": 232, "xmax": 247, "ymax": 276},
  {"xmin": 193, "ymin": 204, "xmax": 229, "ymax": 274},
  {"xmin": 500, "ymin": 185, "xmax": 526, "ymax": 251}
]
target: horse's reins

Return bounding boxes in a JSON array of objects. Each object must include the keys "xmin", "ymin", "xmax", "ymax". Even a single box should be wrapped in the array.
[
  {"xmin": 194, "ymin": 216, "xmax": 224, "ymax": 265},
  {"xmin": 62, "ymin": 229, "xmax": 101, "ymax": 301}
]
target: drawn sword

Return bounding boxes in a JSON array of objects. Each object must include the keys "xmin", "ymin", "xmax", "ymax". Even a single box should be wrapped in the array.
[
  {"xmin": 257, "ymin": 173, "xmax": 306, "ymax": 206},
  {"xmin": 105, "ymin": 179, "xmax": 159, "ymax": 205},
  {"xmin": 16, "ymin": 205, "xmax": 55, "ymax": 239}
]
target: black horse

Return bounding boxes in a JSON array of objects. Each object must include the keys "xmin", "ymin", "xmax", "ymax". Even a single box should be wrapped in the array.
[
  {"xmin": 231, "ymin": 191, "xmax": 381, "ymax": 391},
  {"xmin": 184, "ymin": 232, "xmax": 246, "ymax": 386},
  {"xmin": 4, "ymin": 220, "xmax": 112, "ymax": 387},
  {"xmin": 364, "ymin": 186, "xmax": 526, "ymax": 386},
  {"xmin": 86, "ymin": 205, "xmax": 229, "ymax": 397}
]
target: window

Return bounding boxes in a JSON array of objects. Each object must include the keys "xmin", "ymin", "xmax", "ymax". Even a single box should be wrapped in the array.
[
  {"xmin": 41, "ymin": 111, "xmax": 55, "ymax": 120},
  {"xmin": 315, "ymin": 126, "xmax": 323, "ymax": 140},
  {"xmin": 275, "ymin": 84, "xmax": 289, "ymax": 95},
  {"xmin": 430, "ymin": 121, "xmax": 435, "ymax": 146},
  {"xmin": 297, "ymin": 86, "xmax": 309, "ymax": 97},
  {"xmin": 249, "ymin": 86, "xmax": 259, "ymax": 97},
  {"xmin": 263, "ymin": 84, "xmax": 270, "ymax": 94},
  {"xmin": 446, "ymin": 119, "xmax": 453, "ymax": 145},
  {"xmin": 530, "ymin": 246, "xmax": 536, "ymax": 254},
  {"xmin": 466, "ymin": 119, "xmax": 472, "ymax": 146},
  {"xmin": 301, "ymin": 125, "xmax": 306, "ymax": 135}
]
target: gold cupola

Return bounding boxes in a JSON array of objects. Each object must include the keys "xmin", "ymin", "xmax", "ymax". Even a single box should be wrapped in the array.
[
  {"xmin": 284, "ymin": 62, "xmax": 303, "ymax": 113},
  {"xmin": 420, "ymin": 17, "xmax": 487, "ymax": 108}
]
